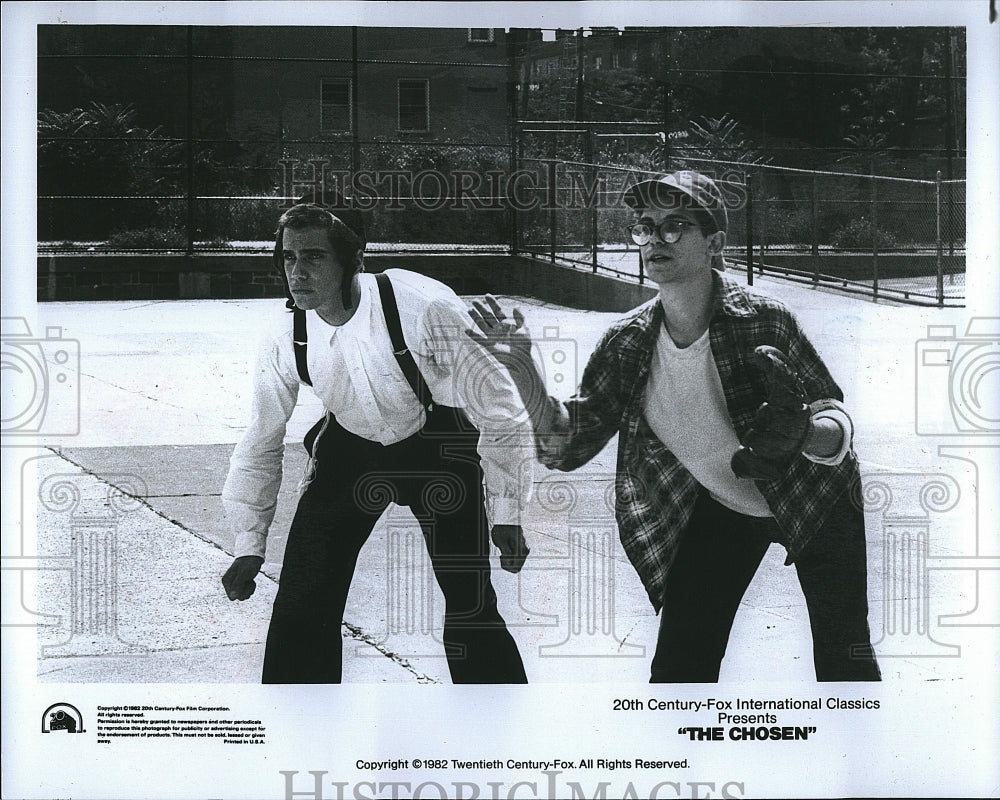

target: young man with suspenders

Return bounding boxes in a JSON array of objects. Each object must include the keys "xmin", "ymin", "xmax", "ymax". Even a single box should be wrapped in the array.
[{"xmin": 221, "ymin": 197, "xmax": 533, "ymax": 683}]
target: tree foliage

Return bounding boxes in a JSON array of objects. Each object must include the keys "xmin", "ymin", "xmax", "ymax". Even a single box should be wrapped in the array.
[
  {"xmin": 672, "ymin": 114, "xmax": 770, "ymax": 167},
  {"xmin": 38, "ymin": 101, "xmax": 180, "ymax": 195},
  {"xmin": 517, "ymin": 27, "xmax": 964, "ymax": 172}
]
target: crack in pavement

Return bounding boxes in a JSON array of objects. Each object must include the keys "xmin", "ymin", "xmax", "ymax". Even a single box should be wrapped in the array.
[
  {"xmin": 42, "ymin": 446, "xmax": 441, "ymax": 683},
  {"xmin": 79, "ymin": 371, "xmax": 195, "ymax": 412},
  {"xmin": 341, "ymin": 621, "xmax": 441, "ymax": 684},
  {"xmin": 618, "ymin": 619, "xmax": 641, "ymax": 653},
  {"xmin": 46, "ymin": 446, "xmax": 234, "ymax": 557}
]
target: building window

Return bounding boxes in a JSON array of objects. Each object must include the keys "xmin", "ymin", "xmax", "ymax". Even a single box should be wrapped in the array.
[
  {"xmin": 468, "ymin": 28, "xmax": 495, "ymax": 43},
  {"xmin": 320, "ymin": 78, "xmax": 351, "ymax": 133},
  {"xmin": 593, "ymin": 55, "xmax": 603, "ymax": 70},
  {"xmin": 398, "ymin": 79, "xmax": 429, "ymax": 133}
]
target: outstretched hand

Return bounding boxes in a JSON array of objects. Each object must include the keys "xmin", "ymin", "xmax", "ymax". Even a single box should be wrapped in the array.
[
  {"xmin": 467, "ymin": 294, "xmax": 552, "ymax": 435},
  {"xmin": 467, "ymin": 295, "xmax": 533, "ymax": 367}
]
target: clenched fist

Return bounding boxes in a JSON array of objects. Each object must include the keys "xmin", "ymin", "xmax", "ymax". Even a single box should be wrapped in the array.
[{"xmin": 222, "ymin": 555, "xmax": 264, "ymax": 601}]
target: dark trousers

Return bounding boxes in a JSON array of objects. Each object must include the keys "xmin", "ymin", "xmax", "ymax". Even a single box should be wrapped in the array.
[
  {"xmin": 262, "ymin": 406, "xmax": 527, "ymax": 684},
  {"xmin": 650, "ymin": 489, "xmax": 881, "ymax": 682}
]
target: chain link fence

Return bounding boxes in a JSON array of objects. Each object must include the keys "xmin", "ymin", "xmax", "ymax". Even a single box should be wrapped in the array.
[
  {"xmin": 38, "ymin": 145, "xmax": 514, "ymax": 255},
  {"xmin": 747, "ymin": 164, "xmax": 965, "ymax": 304},
  {"xmin": 37, "ymin": 27, "xmax": 515, "ymax": 255},
  {"xmin": 38, "ymin": 28, "xmax": 965, "ymax": 306},
  {"xmin": 512, "ymin": 127, "xmax": 965, "ymax": 306}
]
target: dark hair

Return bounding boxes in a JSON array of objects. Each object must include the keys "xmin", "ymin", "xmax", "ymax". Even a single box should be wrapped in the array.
[
  {"xmin": 273, "ymin": 202, "xmax": 365, "ymax": 310},
  {"xmin": 294, "ymin": 190, "xmax": 367, "ymax": 246}
]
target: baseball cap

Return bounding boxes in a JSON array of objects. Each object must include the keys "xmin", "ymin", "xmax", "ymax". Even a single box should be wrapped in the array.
[{"xmin": 623, "ymin": 170, "xmax": 728, "ymax": 234}]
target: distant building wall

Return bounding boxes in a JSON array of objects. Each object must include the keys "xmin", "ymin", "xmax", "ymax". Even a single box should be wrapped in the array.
[{"xmin": 228, "ymin": 26, "xmax": 511, "ymax": 166}]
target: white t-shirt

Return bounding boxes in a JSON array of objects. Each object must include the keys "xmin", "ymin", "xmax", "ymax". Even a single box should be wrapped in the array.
[
  {"xmin": 642, "ymin": 322, "xmax": 852, "ymax": 518},
  {"xmin": 642, "ymin": 326, "xmax": 775, "ymax": 517}
]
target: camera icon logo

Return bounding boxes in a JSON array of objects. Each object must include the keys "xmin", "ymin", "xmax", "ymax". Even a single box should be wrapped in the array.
[
  {"xmin": 1, "ymin": 317, "xmax": 80, "ymax": 437},
  {"xmin": 534, "ymin": 325, "xmax": 578, "ymax": 393},
  {"xmin": 915, "ymin": 318, "xmax": 999, "ymax": 436},
  {"xmin": 448, "ymin": 320, "xmax": 578, "ymax": 431}
]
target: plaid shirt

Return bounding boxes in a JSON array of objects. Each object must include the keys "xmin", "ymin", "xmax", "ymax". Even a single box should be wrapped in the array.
[{"xmin": 538, "ymin": 270, "xmax": 861, "ymax": 611}]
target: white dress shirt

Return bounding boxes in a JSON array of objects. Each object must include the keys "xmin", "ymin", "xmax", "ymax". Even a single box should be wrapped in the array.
[{"xmin": 223, "ymin": 269, "xmax": 534, "ymax": 560}]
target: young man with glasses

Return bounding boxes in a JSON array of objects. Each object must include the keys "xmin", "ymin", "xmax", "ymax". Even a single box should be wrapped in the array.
[
  {"xmin": 221, "ymin": 196, "xmax": 533, "ymax": 684},
  {"xmin": 469, "ymin": 170, "xmax": 880, "ymax": 682}
]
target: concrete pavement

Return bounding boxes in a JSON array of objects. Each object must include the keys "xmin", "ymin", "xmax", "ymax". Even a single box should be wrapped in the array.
[{"xmin": 19, "ymin": 273, "xmax": 989, "ymax": 683}]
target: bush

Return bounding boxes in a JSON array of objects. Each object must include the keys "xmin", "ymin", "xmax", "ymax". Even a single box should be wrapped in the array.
[
  {"xmin": 197, "ymin": 197, "xmax": 281, "ymax": 242},
  {"xmin": 759, "ymin": 205, "xmax": 815, "ymax": 247},
  {"xmin": 106, "ymin": 227, "xmax": 187, "ymax": 250},
  {"xmin": 369, "ymin": 205, "xmax": 507, "ymax": 245},
  {"xmin": 830, "ymin": 217, "xmax": 899, "ymax": 250}
]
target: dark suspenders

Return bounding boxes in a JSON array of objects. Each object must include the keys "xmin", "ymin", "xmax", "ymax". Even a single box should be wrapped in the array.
[
  {"xmin": 291, "ymin": 273, "xmax": 433, "ymax": 411},
  {"xmin": 374, "ymin": 272, "xmax": 433, "ymax": 411},
  {"xmin": 293, "ymin": 305, "xmax": 311, "ymax": 387}
]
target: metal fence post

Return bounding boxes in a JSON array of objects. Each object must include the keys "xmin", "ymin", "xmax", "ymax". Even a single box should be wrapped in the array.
[
  {"xmin": 351, "ymin": 27, "xmax": 361, "ymax": 176},
  {"xmin": 586, "ymin": 128, "xmax": 598, "ymax": 273},
  {"xmin": 811, "ymin": 173, "xmax": 819, "ymax": 285},
  {"xmin": 548, "ymin": 159, "xmax": 557, "ymax": 263},
  {"xmin": 507, "ymin": 37, "xmax": 519, "ymax": 258},
  {"xmin": 745, "ymin": 174, "xmax": 754, "ymax": 286},
  {"xmin": 661, "ymin": 83, "xmax": 671, "ymax": 172},
  {"xmin": 185, "ymin": 25, "xmax": 195, "ymax": 257},
  {"xmin": 947, "ymin": 180, "xmax": 956, "ymax": 259},
  {"xmin": 509, "ymin": 123, "xmax": 519, "ymax": 256},
  {"xmin": 936, "ymin": 170, "xmax": 944, "ymax": 307},
  {"xmin": 871, "ymin": 172, "xmax": 879, "ymax": 302},
  {"xmin": 759, "ymin": 170, "xmax": 767, "ymax": 265}
]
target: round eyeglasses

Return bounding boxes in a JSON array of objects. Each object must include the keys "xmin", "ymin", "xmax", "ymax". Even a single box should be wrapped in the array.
[{"xmin": 625, "ymin": 217, "xmax": 696, "ymax": 246}]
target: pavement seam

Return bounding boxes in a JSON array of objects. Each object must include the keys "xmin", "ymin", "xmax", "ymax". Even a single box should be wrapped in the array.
[
  {"xmin": 45, "ymin": 446, "xmax": 443, "ymax": 684},
  {"xmin": 40, "ymin": 641, "xmax": 267, "ymax": 657},
  {"xmin": 341, "ymin": 621, "xmax": 442, "ymax": 684},
  {"xmin": 46, "ymin": 445, "xmax": 238, "ymax": 559},
  {"xmin": 80, "ymin": 372, "xmax": 193, "ymax": 410},
  {"xmin": 617, "ymin": 620, "xmax": 640, "ymax": 653},
  {"xmin": 524, "ymin": 525, "xmax": 635, "ymax": 565},
  {"xmin": 145, "ymin": 492, "xmax": 223, "ymax": 498}
]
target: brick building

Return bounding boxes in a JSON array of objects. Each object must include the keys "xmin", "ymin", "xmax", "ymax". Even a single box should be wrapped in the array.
[
  {"xmin": 39, "ymin": 25, "xmax": 514, "ymax": 157},
  {"xmin": 38, "ymin": 25, "xmax": 517, "ymax": 244},
  {"xmin": 227, "ymin": 26, "xmax": 513, "ymax": 166}
]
